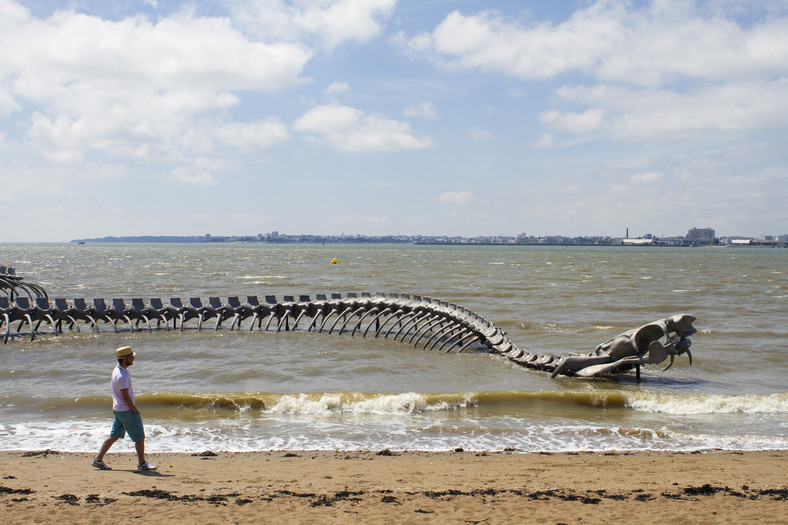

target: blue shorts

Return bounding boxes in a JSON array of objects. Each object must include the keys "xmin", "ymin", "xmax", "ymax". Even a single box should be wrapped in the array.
[{"xmin": 110, "ymin": 410, "xmax": 145, "ymax": 442}]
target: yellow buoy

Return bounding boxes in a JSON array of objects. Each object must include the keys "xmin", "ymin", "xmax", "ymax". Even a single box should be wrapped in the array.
[{"xmin": 331, "ymin": 258, "xmax": 338, "ymax": 264}]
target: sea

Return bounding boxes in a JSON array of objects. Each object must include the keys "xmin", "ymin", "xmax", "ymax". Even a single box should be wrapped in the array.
[{"xmin": 1, "ymin": 243, "xmax": 786, "ymax": 453}]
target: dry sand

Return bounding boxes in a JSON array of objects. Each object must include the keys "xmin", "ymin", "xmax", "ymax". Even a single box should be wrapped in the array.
[{"xmin": 1, "ymin": 449, "xmax": 785, "ymax": 524}]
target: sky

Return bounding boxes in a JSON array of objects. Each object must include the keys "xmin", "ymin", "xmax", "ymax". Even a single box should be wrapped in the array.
[{"xmin": 1, "ymin": 0, "xmax": 787, "ymax": 242}]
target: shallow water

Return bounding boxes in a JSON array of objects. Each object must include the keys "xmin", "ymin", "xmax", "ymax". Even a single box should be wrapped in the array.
[{"xmin": 1, "ymin": 243, "xmax": 786, "ymax": 452}]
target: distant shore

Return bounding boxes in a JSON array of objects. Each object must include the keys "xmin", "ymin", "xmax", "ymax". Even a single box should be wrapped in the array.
[
  {"xmin": 2, "ymin": 450, "xmax": 785, "ymax": 524},
  {"xmin": 68, "ymin": 235, "xmax": 786, "ymax": 248}
]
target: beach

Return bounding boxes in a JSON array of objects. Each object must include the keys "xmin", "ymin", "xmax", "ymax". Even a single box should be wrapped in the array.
[
  {"xmin": 2, "ymin": 244, "xmax": 787, "ymax": 522},
  {"xmin": 1, "ymin": 450, "xmax": 785, "ymax": 524}
]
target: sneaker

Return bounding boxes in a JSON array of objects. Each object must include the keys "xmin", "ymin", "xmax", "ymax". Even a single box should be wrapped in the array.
[
  {"xmin": 137, "ymin": 461, "xmax": 157, "ymax": 471},
  {"xmin": 92, "ymin": 459, "xmax": 111, "ymax": 470}
]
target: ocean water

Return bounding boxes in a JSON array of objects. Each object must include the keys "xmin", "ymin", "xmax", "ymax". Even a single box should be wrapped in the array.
[{"xmin": 1, "ymin": 243, "xmax": 786, "ymax": 452}]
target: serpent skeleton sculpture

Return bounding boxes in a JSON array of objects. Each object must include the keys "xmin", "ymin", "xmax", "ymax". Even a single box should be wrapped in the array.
[
  {"xmin": 0, "ymin": 266, "xmax": 48, "ymax": 301},
  {"xmin": 0, "ymin": 266, "xmax": 696, "ymax": 379}
]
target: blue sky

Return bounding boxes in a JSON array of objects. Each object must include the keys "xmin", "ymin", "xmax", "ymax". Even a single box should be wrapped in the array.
[{"xmin": 1, "ymin": 0, "xmax": 787, "ymax": 242}]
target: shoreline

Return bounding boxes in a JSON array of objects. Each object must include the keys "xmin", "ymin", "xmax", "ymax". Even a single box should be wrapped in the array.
[{"xmin": 2, "ymin": 450, "xmax": 785, "ymax": 524}]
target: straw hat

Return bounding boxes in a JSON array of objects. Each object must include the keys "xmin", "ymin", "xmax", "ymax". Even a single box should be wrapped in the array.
[{"xmin": 115, "ymin": 345, "xmax": 136, "ymax": 359}]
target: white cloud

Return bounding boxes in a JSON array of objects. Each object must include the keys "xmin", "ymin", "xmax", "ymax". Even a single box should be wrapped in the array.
[
  {"xmin": 230, "ymin": 0, "xmax": 396, "ymax": 49},
  {"xmin": 400, "ymin": 2, "xmax": 788, "ymax": 149},
  {"xmin": 325, "ymin": 81, "xmax": 350, "ymax": 94},
  {"xmin": 0, "ymin": 88, "xmax": 19, "ymax": 117},
  {"xmin": 173, "ymin": 168, "xmax": 215, "ymax": 185},
  {"xmin": 439, "ymin": 190, "xmax": 473, "ymax": 205},
  {"xmin": 218, "ymin": 118, "xmax": 291, "ymax": 151},
  {"xmin": 596, "ymin": 5, "xmax": 788, "ymax": 85},
  {"xmin": 403, "ymin": 5, "xmax": 623, "ymax": 78},
  {"xmin": 28, "ymin": 113, "xmax": 85, "ymax": 163},
  {"xmin": 293, "ymin": 104, "xmax": 433, "ymax": 152},
  {"xmin": 26, "ymin": 90, "xmax": 241, "ymax": 162},
  {"xmin": 1, "ymin": 7, "xmax": 311, "ymax": 98},
  {"xmin": 547, "ymin": 79, "xmax": 788, "ymax": 141},
  {"xmin": 403, "ymin": 102, "xmax": 437, "ymax": 119},
  {"xmin": 0, "ymin": 3, "xmax": 311, "ymax": 162},
  {"xmin": 533, "ymin": 132, "xmax": 553, "ymax": 148},
  {"xmin": 172, "ymin": 157, "xmax": 223, "ymax": 185},
  {"xmin": 403, "ymin": 2, "xmax": 788, "ymax": 84},
  {"xmin": 539, "ymin": 109, "xmax": 604, "ymax": 134},
  {"xmin": 294, "ymin": 104, "xmax": 360, "ymax": 134},
  {"xmin": 469, "ymin": 128, "xmax": 491, "ymax": 140},
  {"xmin": 629, "ymin": 172, "xmax": 661, "ymax": 184}
]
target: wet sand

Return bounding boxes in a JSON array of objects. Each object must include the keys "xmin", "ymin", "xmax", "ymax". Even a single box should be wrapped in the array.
[{"xmin": 1, "ymin": 450, "xmax": 785, "ymax": 524}]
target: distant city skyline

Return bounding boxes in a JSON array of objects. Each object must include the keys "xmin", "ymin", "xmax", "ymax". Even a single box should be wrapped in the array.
[
  {"xmin": 71, "ymin": 226, "xmax": 788, "ymax": 247},
  {"xmin": 1, "ymin": 1, "xmax": 787, "ymax": 242},
  {"xmin": 64, "ymin": 227, "xmax": 788, "ymax": 245}
]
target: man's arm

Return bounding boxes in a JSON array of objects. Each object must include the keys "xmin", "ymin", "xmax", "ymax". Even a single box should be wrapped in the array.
[{"xmin": 120, "ymin": 388, "xmax": 138, "ymax": 414}]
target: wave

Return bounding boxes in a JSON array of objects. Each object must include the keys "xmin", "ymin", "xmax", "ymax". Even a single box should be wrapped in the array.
[
  {"xmin": 4, "ymin": 390, "xmax": 786, "ymax": 416},
  {"xmin": 3, "ymin": 414, "xmax": 786, "ymax": 454},
  {"xmin": 142, "ymin": 391, "xmax": 477, "ymax": 414},
  {"xmin": 140, "ymin": 390, "xmax": 637, "ymax": 414},
  {"xmin": 627, "ymin": 392, "xmax": 788, "ymax": 415}
]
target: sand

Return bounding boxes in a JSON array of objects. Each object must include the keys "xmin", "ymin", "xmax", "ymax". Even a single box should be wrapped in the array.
[{"xmin": 1, "ymin": 449, "xmax": 785, "ymax": 524}]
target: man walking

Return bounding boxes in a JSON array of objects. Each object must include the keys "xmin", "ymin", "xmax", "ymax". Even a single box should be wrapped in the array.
[{"xmin": 92, "ymin": 345, "xmax": 156, "ymax": 471}]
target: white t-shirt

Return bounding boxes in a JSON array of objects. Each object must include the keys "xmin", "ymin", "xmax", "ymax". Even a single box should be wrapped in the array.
[{"xmin": 111, "ymin": 365, "xmax": 134, "ymax": 412}]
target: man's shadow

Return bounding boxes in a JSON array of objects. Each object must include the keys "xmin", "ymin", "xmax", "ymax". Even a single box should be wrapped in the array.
[{"xmin": 130, "ymin": 470, "xmax": 174, "ymax": 477}]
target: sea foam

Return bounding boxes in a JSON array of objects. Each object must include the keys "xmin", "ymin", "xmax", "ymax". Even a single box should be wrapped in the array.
[{"xmin": 627, "ymin": 392, "xmax": 788, "ymax": 415}]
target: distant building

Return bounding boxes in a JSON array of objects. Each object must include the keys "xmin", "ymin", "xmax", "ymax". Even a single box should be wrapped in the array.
[
  {"xmin": 686, "ymin": 227, "xmax": 715, "ymax": 243},
  {"xmin": 622, "ymin": 237, "xmax": 655, "ymax": 245}
]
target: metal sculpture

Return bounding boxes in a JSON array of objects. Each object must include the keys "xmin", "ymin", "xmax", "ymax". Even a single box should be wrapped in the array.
[
  {"xmin": 0, "ymin": 268, "xmax": 697, "ymax": 379},
  {"xmin": 0, "ymin": 266, "xmax": 48, "ymax": 301},
  {"xmin": 512, "ymin": 313, "xmax": 696, "ymax": 378}
]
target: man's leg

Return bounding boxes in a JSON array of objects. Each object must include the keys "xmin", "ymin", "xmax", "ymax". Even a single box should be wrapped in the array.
[
  {"xmin": 135, "ymin": 439, "xmax": 145, "ymax": 465},
  {"xmin": 96, "ymin": 436, "xmax": 118, "ymax": 462}
]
